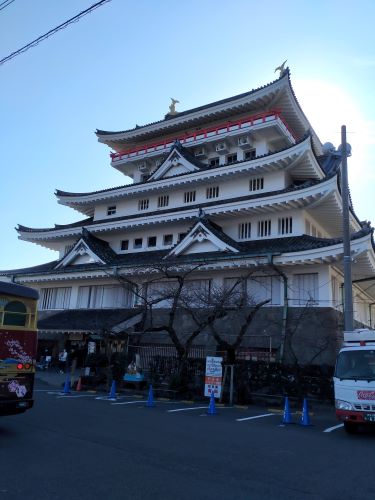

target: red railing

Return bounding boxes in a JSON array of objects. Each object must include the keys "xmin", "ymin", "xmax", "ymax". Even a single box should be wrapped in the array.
[{"xmin": 110, "ymin": 109, "xmax": 296, "ymax": 162}]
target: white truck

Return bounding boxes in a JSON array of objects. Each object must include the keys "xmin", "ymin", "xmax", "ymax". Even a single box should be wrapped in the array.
[{"xmin": 334, "ymin": 329, "xmax": 375, "ymax": 433}]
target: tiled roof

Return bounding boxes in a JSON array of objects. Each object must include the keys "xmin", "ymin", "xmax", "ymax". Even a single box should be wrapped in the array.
[
  {"xmin": 2, "ymin": 226, "xmax": 372, "ymax": 277},
  {"xmin": 38, "ymin": 308, "xmax": 139, "ymax": 332},
  {"xmin": 20, "ymin": 172, "xmax": 331, "ymax": 234},
  {"xmin": 96, "ymin": 72, "xmax": 287, "ymax": 137},
  {"xmin": 79, "ymin": 227, "xmax": 117, "ymax": 264}
]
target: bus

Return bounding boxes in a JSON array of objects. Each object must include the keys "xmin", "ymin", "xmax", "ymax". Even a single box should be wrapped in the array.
[{"xmin": 0, "ymin": 282, "xmax": 39, "ymax": 416}]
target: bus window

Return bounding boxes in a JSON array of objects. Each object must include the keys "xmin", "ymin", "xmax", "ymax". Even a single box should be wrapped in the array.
[{"xmin": 3, "ymin": 300, "xmax": 27, "ymax": 327}]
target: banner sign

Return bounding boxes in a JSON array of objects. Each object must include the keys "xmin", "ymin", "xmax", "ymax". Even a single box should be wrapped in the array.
[{"xmin": 204, "ymin": 356, "xmax": 223, "ymax": 398}]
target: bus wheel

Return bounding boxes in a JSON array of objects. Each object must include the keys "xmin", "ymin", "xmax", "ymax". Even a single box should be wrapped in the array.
[{"xmin": 344, "ymin": 421, "xmax": 358, "ymax": 434}]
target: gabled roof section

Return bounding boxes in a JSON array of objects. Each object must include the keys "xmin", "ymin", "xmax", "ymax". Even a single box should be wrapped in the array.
[
  {"xmin": 54, "ymin": 228, "xmax": 117, "ymax": 269},
  {"xmin": 166, "ymin": 216, "xmax": 240, "ymax": 258},
  {"xmin": 148, "ymin": 141, "xmax": 205, "ymax": 181}
]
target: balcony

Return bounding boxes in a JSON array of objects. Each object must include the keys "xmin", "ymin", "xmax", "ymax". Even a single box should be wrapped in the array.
[{"xmin": 110, "ymin": 110, "xmax": 296, "ymax": 166}]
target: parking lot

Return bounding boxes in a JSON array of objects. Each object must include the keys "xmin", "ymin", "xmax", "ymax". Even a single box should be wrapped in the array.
[{"xmin": 1, "ymin": 379, "xmax": 375, "ymax": 500}]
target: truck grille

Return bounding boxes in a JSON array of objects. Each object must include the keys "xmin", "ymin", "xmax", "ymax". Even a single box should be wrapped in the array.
[{"xmin": 354, "ymin": 404, "xmax": 375, "ymax": 411}]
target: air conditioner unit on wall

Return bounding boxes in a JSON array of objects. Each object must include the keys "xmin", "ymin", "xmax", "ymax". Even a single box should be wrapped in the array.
[
  {"xmin": 238, "ymin": 136, "xmax": 252, "ymax": 149},
  {"xmin": 215, "ymin": 142, "xmax": 228, "ymax": 154},
  {"xmin": 138, "ymin": 162, "xmax": 149, "ymax": 173}
]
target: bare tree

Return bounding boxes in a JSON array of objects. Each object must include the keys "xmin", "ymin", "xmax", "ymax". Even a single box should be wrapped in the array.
[{"xmin": 201, "ymin": 276, "xmax": 271, "ymax": 363}]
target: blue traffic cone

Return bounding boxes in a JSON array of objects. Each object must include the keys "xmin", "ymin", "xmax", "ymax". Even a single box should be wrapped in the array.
[
  {"xmin": 62, "ymin": 374, "xmax": 71, "ymax": 395},
  {"xmin": 281, "ymin": 396, "xmax": 293, "ymax": 424},
  {"xmin": 146, "ymin": 385, "xmax": 155, "ymax": 407},
  {"xmin": 207, "ymin": 390, "xmax": 217, "ymax": 415},
  {"xmin": 108, "ymin": 380, "xmax": 117, "ymax": 401},
  {"xmin": 299, "ymin": 398, "xmax": 312, "ymax": 426}
]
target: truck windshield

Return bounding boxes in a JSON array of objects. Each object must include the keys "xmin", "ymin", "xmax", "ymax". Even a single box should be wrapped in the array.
[{"xmin": 335, "ymin": 350, "xmax": 375, "ymax": 380}]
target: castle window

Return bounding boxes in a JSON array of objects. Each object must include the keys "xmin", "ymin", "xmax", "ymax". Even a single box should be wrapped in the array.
[
  {"xmin": 293, "ymin": 273, "xmax": 319, "ymax": 305},
  {"xmin": 227, "ymin": 153, "xmax": 237, "ymax": 164},
  {"xmin": 163, "ymin": 234, "xmax": 173, "ymax": 246},
  {"xmin": 133, "ymin": 238, "xmax": 143, "ymax": 249},
  {"xmin": 178, "ymin": 232, "xmax": 187, "ymax": 243},
  {"xmin": 249, "ymin": 177, "xmax": 264, "ymax": 192},
  {"xmin": 206, "ymin": 186, "xmax": 219, "ymax": 199},
  {"xmin": 184, "ymin": 191, "xmax": 196, "ymax": 203},
  {"xmin": 148, "ymin": 236, "xmax": 157, "ymax": 247},
  {"xmin": 257, "ymin": 219, "xmax": 271, "ymax": 237},
  {"xmin": 244, "ymin": 149, "xmax": 256, "ymax": 161},
  {"xmin": 238, "ymin": 222, "xmax": 251, "ymax": 240},
  {"xmin": 209, "ymin": 157, "xmax": 220, "ymax": 167},
  {"xmin": 107, "ymin": 205, "xmax": 116, "ymax": 216},
  {"xmin": 158, "ymin": 195, "xmax": 169, "ymax": 208},
  {"xmin": 138, "ymin": 199, "xmax": 149, "ymax": 211},
  {"xmin": 40, "ymin": 287, "xmax": 71, "ymax": 310},
  {"xmin": 121, "ymin": 240, "xmax": 129, "ymax": 251},
  {"xmin": 278, "ymin": 217, "xmax": 293, "ymax": 235}
]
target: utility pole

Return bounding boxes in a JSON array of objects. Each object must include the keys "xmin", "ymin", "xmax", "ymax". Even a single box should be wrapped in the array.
[{"xmin": 341, "ymin": 125, "xmax": 353, "ymax": 331}]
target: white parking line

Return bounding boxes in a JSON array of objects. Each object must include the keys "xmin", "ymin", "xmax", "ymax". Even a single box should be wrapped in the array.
[
  {"xmin": 35, "ymin": 389, "xmax": 60, "ymax": 393},
  {"xmin": 236, "ymin": 413, "xmax": 274, "ymax": 422},
  {"xmin": 111, "ymin": 400, "xmax": 146, "ymax": 405},
  {"xmin": 168, "ymin": 406, "xmax": 208, "ymax": 413},
  {"xmin": 56, "ymin": 394, "xmax": 97, "ymax": 399},
  {"xmin": 323, "ymin": 423, "xmax": 344, "ymax": 433}
]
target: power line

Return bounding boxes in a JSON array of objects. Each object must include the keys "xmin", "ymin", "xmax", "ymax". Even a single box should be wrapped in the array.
[
  {"xmin": 0, "ymin": 0, "xmax": 111, "ymax": 66},
  {"xmin": 0, "ymin": 0, "xmax": 15, "ymax": 13}
]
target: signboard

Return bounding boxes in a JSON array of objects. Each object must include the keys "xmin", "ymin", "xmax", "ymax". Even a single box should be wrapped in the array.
[{"xmin": 204, "ymin": 356, "xmax": 223, "ymax": 398}]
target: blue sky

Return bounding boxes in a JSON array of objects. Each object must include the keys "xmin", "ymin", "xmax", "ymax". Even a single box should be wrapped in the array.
[{"xmin": 1, "ymin": 0, "xmax": 375, "ymax": 270}]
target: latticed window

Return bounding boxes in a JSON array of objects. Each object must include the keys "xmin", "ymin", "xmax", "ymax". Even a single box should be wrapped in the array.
[
  {"xmin": 249, "ymin": 177, "xmax": 264, "ymax": 191},
  {"xmin": 157, "ymin": 195, "xmax": 169, "ymax": 208},
  {"xmin": 238, "ymin": 222, "xmax": 251, "ymax": 240},
  {"xmin": 278, "ymin": 217, "xmax": 293, "ymax": 235},
  {"xmin": 206, "ymin": 186, "xmax": 219, "ymax": 199},
  {"xmin": 138, "ymin": 199, "xmax": 149, "ymax": 211},
  {"xmin": 257, "ymin": 219, "xmax": 271, "ymax": 237},
  {"xmin": 184, "ymin": 191, "xmax": 196, "ymax": 203}
]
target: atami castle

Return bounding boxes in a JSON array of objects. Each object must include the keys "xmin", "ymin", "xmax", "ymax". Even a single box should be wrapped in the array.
[{"xmin": 2, "ymin": 68, "xmax": 375, "ymax": 365}]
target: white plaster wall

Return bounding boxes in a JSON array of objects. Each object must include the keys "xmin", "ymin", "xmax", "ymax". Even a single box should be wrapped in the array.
[{"xmin": 93, "ymin": 168, "xmax": 289, "ymax": 222}]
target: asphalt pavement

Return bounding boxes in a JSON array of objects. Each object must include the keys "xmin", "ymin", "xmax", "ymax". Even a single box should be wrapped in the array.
[{"xmin": 1, "ymin": 378, "xmax": 375, "ymax": 500}]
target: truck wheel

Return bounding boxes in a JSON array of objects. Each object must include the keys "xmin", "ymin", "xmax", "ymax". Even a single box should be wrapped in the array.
[{"xmin": 344, "ymin": 421, "xmax": 358, "ymax": 434}]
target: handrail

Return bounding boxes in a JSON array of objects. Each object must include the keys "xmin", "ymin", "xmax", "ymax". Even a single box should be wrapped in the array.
[{"xmin": 110, "ymin": 109, "xmax": 296, "ymax": 162}]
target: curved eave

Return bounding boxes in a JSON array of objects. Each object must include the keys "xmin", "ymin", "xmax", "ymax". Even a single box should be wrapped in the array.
[
  {"xmin": 307, "ymin": 178, "xmax": 362, "ymax": 237},
  {"xmin": 56, "ymin": 136, "xmax": 324, "ymax": 214},
  {"xmin": 274, "ymin": 232, "xmax": 375, "ymax": 294},
  {"xmin": 96, "ymin": 70, "xmax": 321, "ymax": 152},
  {"xmin": 18, "ymin": 175, "xmax": 337, "ymax": 243},
  {"xmin": 96, "ymin": 73, "xmax": 288, "ymax": 145},
  {"xmin": 273, "ymin": 73, "xmax": 323, "ymax": 155}
]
